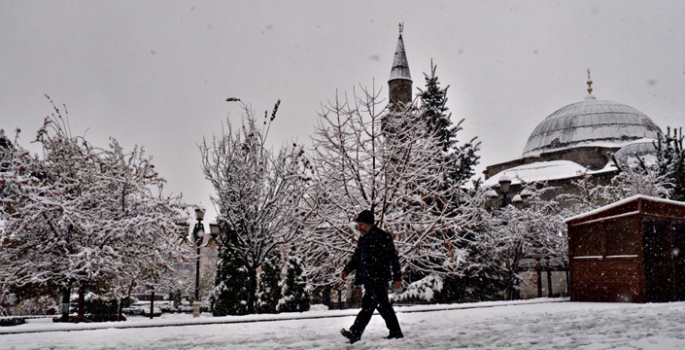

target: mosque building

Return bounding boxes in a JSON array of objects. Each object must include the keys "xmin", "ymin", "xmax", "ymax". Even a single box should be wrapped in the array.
[
  {"xmin": 385, "ymin": 24, "xmax": 664, "ymax": 206},
  {"xmin": 482, "ymin": 70, "xmax": 664, "ymax": 206},
  {"xmin": 384, "ymin": 26, "xmax": 669, "ymax": 300}
]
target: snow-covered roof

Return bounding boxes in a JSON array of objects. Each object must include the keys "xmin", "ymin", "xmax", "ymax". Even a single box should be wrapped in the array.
[
  {"xmin": 522, "ymin": 99, "xmax": 662, "ymax": 157},
  {"xmin": 613, "ymin": 138, "xmax": 658, "ymax": 166},
  {"xmin": 484, "ymin": 160, "xmax": 588, "ymax": 188},
  {"xmin": 564, "ymin": 194, "xmax": 685, "ymax": 223},
  {"xmin": 389, "ymin": 34, "xmax": 411, "ymax": 81}
]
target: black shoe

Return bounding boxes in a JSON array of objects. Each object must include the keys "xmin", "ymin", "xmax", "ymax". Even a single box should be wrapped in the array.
[
  {"xmin": 340, "ymin": 328, "xmax": 361, "ymax": 343},
  {"xmin": 386, "ymin": 331, "xmax": 404, "ymax": 339}
]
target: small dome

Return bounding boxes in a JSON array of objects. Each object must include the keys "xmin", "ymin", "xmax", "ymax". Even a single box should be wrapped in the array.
[
  {"xmin": 522, "ymin": 99, "xmax": 662, "ymax": 157},
  {"xmin": 614, "ymin": 138, "xmax": 659, "ymax": 166}
]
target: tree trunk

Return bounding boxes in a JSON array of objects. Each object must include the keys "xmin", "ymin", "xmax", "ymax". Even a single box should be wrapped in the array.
[
  {"xmin": 61, "ymin": 284, "xmax": 71, "ymax": 321},
  {"xmin": 76, "ymin": 284, "xmax": 86, "ymax": 323},
  {"xmin": 546, "ymin": 267, "xmax": 553, "ymax": 298},
  {"xmin": 247, "ymin": 267, "xmax": 257, "ymax": 314},
  {"xmin": 117, "ymin": 298, "xmax": 123, "ymax": 321},
  {"xmin": 565, "ymin": 263, "xmax": 570, "ymax": 296},
  {"xmin": 536, "ymin": 265, "xmax": 543, "ymax": 298},
  {"xmin": 119, "ymin": 281, "xmax": 134, "ymax": 321},
  {"xmin": 149, "ymin": 290, "xmax": 155, "ymax": 319}
]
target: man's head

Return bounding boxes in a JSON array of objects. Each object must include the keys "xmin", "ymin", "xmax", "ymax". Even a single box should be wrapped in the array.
[{"xmin": 354, "ymin": 210, "xmax": 374, "ymax": 234}]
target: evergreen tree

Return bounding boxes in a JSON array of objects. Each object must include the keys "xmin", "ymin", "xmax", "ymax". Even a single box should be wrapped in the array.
[
  {"xmin": 417, "ymin": 59, "xmax": 480, "ymax": 186},
  {"xmin": 277, "ymin": 247, "xmax": 310, "ymax": 313},
  {"xmin": 210, "ymin": 223, "xmax": 249, "ymax": 316},
  {"xmin": 416, "ymin": 61, "xmax": 483, "ymax": 298},
  {"xmin": 255, "ymin": 250, "xmax": 282, "ymax": 314},
  {"xmin": 656, "ymin": 127, "xmax": 685, "ymax": 201}
]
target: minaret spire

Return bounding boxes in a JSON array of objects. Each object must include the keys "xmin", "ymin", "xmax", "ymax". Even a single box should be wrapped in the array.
[
  {"xmin": 388, "ymin": 22, "xmax": 412, "ymax": 106},
  {"xmin": 389, "ymin": 23, "xmax": 411, "ymax": 82},
  {"xmin": 585, "ymin": 68, "xmax": 596, "ymax": 100}
]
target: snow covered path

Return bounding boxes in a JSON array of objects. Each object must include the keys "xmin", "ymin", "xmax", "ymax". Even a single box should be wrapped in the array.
[{"xmin": 3, "ymin": 300, "xmax": 685, "ymax": 349}]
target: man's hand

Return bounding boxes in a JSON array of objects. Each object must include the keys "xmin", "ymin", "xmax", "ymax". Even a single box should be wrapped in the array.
[
  {"xmin": 340, "ymin": 271, "xmax": 347, "ymax": 281},
  {"xmin": 393, "ymin": 281, "xmax": 402, "ymax": 290}
]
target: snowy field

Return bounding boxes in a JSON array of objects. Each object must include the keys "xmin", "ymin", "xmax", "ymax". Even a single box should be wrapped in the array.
[{"xmin": 2, "ymin": 299, "xmax": 685, "ymax": 350}]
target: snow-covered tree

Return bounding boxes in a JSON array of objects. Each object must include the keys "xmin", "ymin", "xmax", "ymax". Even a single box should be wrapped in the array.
[
  {"xmin": 563, "ymin": 163, "xmax": 672, "ymax": 217},
  {"xmin": 102, "ymin": 137, "xmax": 190, "ymax": 318},
  {"xmin": 611, "ymin": 162, "xmax": 672, "ymax": 200},
  {"xmin": 656, "ymin": 127, "xmax": 685, "ymax": 201},
  {"xmin": 277, "ymin": 247, "xmax": 310, "ymax": 313},
  {"xmin": 417, "ymin": 60, "xmax": 480, "ymax": 186},
  {"xmin": 210, "ymin": 221, "xmax": 250, "ymax": 316},
  {"xmin": 303, "ymin": 87, "xmax": 474, "ymax": 288},
  {"xmin": 0, "ymin": 101, "xmax": 187, "ymax": 321},
  {"xmin": 434, "ymin": 182, "xmax": 508, "ymax": 302},
  {"xmin": 256, "ymin": 249, "xmax": 282, "ymax": 314},
  {"xmin": 392, "ymin": 274, "xmax": 443, "ymax": 303},
  {"xmin": 200, "ymin": 101, "xmax": 313, "ymax": 314},
  {"xmin": 493, "ymin": 199, "xmax": 566, "ymax": 299},
  {"xmin": 458, "ymin": 185, "xmax": 567, "ymax": 300},
  {"xmin": 210, "ymin": 224, "xmax": 250, "ymax": 316}
]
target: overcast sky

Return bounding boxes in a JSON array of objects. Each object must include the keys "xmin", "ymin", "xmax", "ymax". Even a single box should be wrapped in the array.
[{"xmin": 2, "ymin": 0, "xmax": 684, "ymax": 223}]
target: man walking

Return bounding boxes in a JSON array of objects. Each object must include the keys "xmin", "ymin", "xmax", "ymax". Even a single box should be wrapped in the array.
[{"xmin": 340, "ymin": 210, "xmax": 404, "ymax": 343}]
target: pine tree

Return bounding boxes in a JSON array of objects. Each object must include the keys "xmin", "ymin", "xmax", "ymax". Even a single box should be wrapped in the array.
[
  {"xmin": 255, "ymin": 250, "xmax": 282, "ymax": 314},
  {"xmin": 418, "ymin": 59, "xmax": 455, "ymax": 153},
  {"xmin": 210, "ymin": 223, "xmax": 250, "ymax": 316},
  {"xmin": 417, "ymin": 59, "xmax": 480, "ymax": 186},
  {"xmin": 277, "ymin": 247, "xmax": 310, "ymax": 313},
  {"xmin": 656, "ymin": 127, "xmax": 685, "ymax": 201},
  {"xmin": 416, "ymin": 61, "xmax": 482, "ymax": 298}
]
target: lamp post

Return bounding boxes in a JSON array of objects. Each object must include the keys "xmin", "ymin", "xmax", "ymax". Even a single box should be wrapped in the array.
[
  {"xmin": 485, "ymin": 175, "xmax": 532, "ymax": 300},
  {"xmin": 192, "ymin": 208, "xmax": 205, "ymax": 318},
  {"xmin": 485, "ymin": 176, "xmax": 524, "ymax": 211},
  {"xmin": 498, "ymin": 175, "xmax": 512, "ymax": 208}
]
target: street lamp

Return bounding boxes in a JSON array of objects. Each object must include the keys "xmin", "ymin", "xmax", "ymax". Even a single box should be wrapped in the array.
[
  {"xmin": 498, "ymin": 175, "xmax": 512, "ymax": 207},
  {"xmin": 512, "ymin": 194, "xmax": 523, "ymax": 210},
  {"xmin": 192, "ymin": 208, "xmax": 205, "ymax": 318},
  {"xmin": 485, "ymin": 176, "xmax": 530, "ymax": 211},
  {"xmin": 520, "ymin": 189, "xmax": 532, "ymax": 207},
  {"xmin": 485, "ymin": 189, "xmax": 499, "ymax": 209}
]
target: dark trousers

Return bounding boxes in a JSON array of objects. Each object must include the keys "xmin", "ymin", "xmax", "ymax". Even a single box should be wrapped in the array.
[{"xmin": 350, "ymin": 284, "xmax": 402, "ymax": 337}]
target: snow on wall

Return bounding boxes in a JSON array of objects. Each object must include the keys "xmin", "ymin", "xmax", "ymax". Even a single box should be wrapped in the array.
[{"xmin": 483, "ymin": 160, "xmax": 587, "ymax": 188}]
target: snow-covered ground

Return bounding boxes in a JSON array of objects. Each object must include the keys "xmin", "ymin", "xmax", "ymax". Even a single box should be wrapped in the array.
[{"xmin": 2, "ymin": 299, "xmax": 685, "ymax": 349}]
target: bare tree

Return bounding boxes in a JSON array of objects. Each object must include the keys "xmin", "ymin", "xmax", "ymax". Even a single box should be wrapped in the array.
[
  {"xmin": 562, "ymin": 163, "xmax": 672, "ymax": 217},
  {"xmin": 302, "ymin": 87, "xmax": 474, "ymax": 288},
  {"xmin": 1, "ymin": 102, "xmax": 187, "ymax": 321},
  {"xmin": 199, "ymin": 101, "xmax": 313, "ymax": 314},
  {"xmin": 463, "ymin": 185, "xmax": 567, "ymax": 300}
]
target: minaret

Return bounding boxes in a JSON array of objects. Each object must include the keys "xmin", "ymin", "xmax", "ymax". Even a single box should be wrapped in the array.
[{"xmin": 388, "ymin": 23, "xmax": 412, "ymax": 107}]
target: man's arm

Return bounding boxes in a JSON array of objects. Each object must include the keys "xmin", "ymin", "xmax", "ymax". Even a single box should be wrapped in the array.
[
  {"xmin": 342, "ymin": 244, "xmax": 360, "ymax": 279},
  {"xmin": 386, "ymin": 234, "xmax": 402, "ymax": 285}
]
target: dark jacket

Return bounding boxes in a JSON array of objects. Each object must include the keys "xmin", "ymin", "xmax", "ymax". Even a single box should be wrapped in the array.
[{"xmin": 343, "ymin": 226, "xmax": 402, "ymax": 286}]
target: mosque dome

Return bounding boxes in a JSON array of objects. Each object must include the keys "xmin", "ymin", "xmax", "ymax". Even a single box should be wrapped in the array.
[
  {"xmin": 522, "ymin": 99, "xmax": 663, "ymax": 157},
  {"xmin": 613, "ymin": 138, "xmax": 660, "ymax": 166}
]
